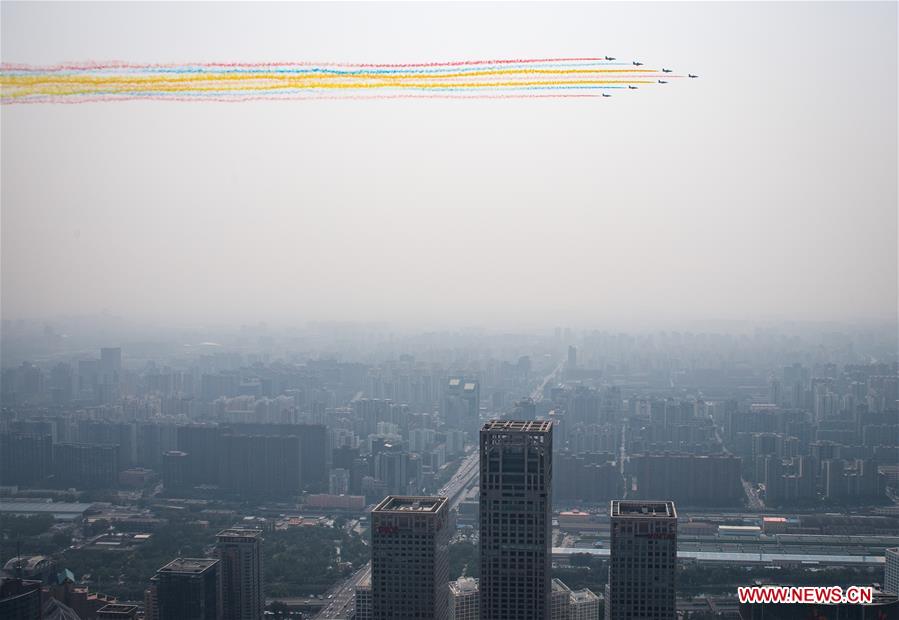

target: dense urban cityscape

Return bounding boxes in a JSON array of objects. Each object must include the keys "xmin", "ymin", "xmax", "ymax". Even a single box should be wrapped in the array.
[
  {"xmin": 2, "ymin": 1, "xmax": 897, "ymax": 619},
  {"xmin": 0, "ymin": 321, "xmax": 897, "ymax": 618}
]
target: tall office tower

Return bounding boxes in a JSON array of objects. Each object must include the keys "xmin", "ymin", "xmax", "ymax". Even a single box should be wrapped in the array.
[
  {"xmin": 0, "ymin": 433, "xmax": 52, "ymax": 487},
  {"xmin": 371, "ymin": 496, "xmax": 451, "ymax": 619},
  {"xmin": 551, "ymin": 579, "xmax": 572, "ymax": 620},
  {"xmin": 354, "ymin": 571, "xmax": 373, "ymax": 620},
  {"xmin": 215, "ymin": 529, "xmax": 264, "ymax": 620},
  {"xmin": 606, "ymin": 501, "xmax": 677, "ymax": 620},
  {"xmin": 98, "ymin": 347, "xmax": 122, "ymax": 403},
  {"xmin": 444, "ymin": 378, "xmax": 481, "ymax": 436},
  {"xmin": 53, "ymin": 443, "xmax": 119, "ymax": 488},
  {"xmin": 177, "ymin": 425, "xmax": 224, "ymax": 486},
  {"xmin": 824, "ymin": 458, "xmax": 846, "ymax": 500},
  {"xmin": 227, "ymin": 423, "xmax": 328, "ymax": 491},
  {"xmin": 143, "ymin": 582, "xmax": 159, "ymax": 620},
  {"xmin": 568, "ymin": 345, "xmax": 577, "ymax": 369},
  {"xmin": 568, "ymin": 589, "xmax": 600, "ymax": 620},
  {"xmin": 886, "ymin": 548, "xmax": 899, "ymax": 595},
  {"xmin": 162, "ymin": 450, "xmax": 189, "ymax": 492},
  {"xmin": 155, "ymin": 558, "xmax": 221, "ymax": 620},
  {"xmin": 480, "ymin": 420, "xmax": 553, "ymax": 620},
  {"xmin": 218, "ymin": 434, "xmax": 303, "ymax": 499},
  {"xmin": 449, "ymin": 577, "xmax": 480, "ymax": 620},
  {"xmin": 0, "ymin": 578, "xmax": 43, "ymax": 620},
  {"xmin": 374, "ymin": 446, "xmax": 409, "ymax": 495},
  {"xmin": 100, "ymin": 347, "xmax": 122, "ymax": 373}
]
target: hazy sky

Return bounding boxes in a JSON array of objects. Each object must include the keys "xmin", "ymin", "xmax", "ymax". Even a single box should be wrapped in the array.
[{"xmin": 2, "ymin": 2, "xmax": 896, "ymax": 329}]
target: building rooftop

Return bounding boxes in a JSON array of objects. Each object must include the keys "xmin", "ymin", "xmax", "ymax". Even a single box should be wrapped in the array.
[
  {"xmin": 482, "ymin": 419, "xmax": 552, "ymax": 433},
  {"xmin": 3, "ymin": 555, "xmax": 52, "ymax": 573},
  {"xmin": 571, "ymin": 588, "xmax": 599, "ymax": 603},
  {"xmin": 552, "ymin": 547, "xmax": 887, "ymax": 566},
  {"xmin": 611, "ymin": 500, "xmax": 677, "ymax": 519},
  {"xmin": 0, "ymin": 501, "xmax": 94, "ymax": 513},
  {"xmin": 96, "ymin": 603, "xmax": 139, "ymax": 615},
  {"xmin": 449, "ymin": 577, "xmax": 479, "ymax": 595},
  {"xmin": 157, "ymin": 558, "xmax": 219, "ymax": 575},
  {"xmin": 216, "ymin": 528, "xmax": 263, "ymax": 540},
  {"xmin": 373, "ymin": 496, "xmax": 447, "ymax": 513}
]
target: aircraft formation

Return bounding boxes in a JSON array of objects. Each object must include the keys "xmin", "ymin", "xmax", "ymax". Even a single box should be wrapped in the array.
[{"xmin": 1, "ymin": 57, "xmax": 698, "ymax": 103}]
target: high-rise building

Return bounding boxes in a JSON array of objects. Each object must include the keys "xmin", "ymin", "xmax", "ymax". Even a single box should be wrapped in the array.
[
  {"xmin": 0, "ymin": 578, "xmax": 42, "ymax": 620},
  {"xmin": 176, "ymin": 425, "xmax": 223, "ymax": 486},
  {"xmin": 371, "ymin": 496, "xmax": 450, "ymax": 619},
  {"xmin": 162, "ymin": 450, "xmax": 189, "ymax": 492},
  {"xmin": 886, "ymin": 548, "xmax": 899, "ymax": 595},
  {"xmin": 144, "ymin": 582, "xmax": 159, "ymax": 620},
  {"xmin": 98, "ymin": 347, "xmax": 122, "ymax": 403},
  {"xmin": 100, "ymin": 347, "xmax": 122, "ymax": 373},
  {"xmin": 568, "ymin": 589, "xmax": 600, "ymax": 620},
  {"xmin": 215, "ymin": 529, "xmax": 264, "ymax": 620},
  {"xmin": 551, "ymin": 578, "xmax": 572, "ymax": 620},
  {"xmin": 218, "ymin": 434, "xmax": 302, "ymax": 499},
  {"xmin": 0, "ymin": 433, "xmax": 52, "ymax": 487},
  {"xmin": 606, "ymin": 500, "xmax": 677, "ymax": 620},
  {"xmin": 227, "ymin": 423, "xmax": 328, "ymax": 491},
  {"xmin": 96, "ymin": 603, "xmax": 140, "ymax": 618},
  {"xmin": 53, "ymin": 443, "xmax": 119, "ymax": 489},
  {"xmin": 448, "ymin": 577, "xmax": 479, "ymax": 620},
  {"xmin": 628, "ymin": 453, "xmax": 742, "ymax": 506},
  {"xmin": 354, "ymin": 573, "xmax": 372, "ymax": 620},
  {"xmin": 444, "ymin": 378, "xmax": 480, "ymax": 436},
  {"xmin": 155, "ymin": 558, "xmax": 221, "ymax": 620},
  {"xmin": 480, "ymin": 420, "xmax": 553, "ymax": 620}
]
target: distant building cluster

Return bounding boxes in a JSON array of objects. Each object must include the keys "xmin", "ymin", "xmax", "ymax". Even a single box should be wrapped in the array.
[{"xmin": 1, "ymin": 328, "xmax": 897, "ymax": 619}]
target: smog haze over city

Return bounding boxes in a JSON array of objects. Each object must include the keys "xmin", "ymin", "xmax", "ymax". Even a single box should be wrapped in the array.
[{"xmin": 0, "ymin": 2, "xmax": 897, "ymax": 620}]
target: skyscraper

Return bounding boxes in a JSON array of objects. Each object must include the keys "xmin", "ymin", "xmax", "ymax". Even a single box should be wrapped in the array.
[
  {"xmin": 568, "ymin": 589, "xmax": 601, "ymax": 620},
  {"xmin": 0, "ymin": 433, "xmax": 52, "ymax": 487},
  {"xmin": 53, "ymin": 442, "xmax": 119, "ymax": 489},
  {"xmin": 479, "ymin": 420, "xmax": 553, "ymax": 620},
  {"xmin": 371, "ymin": 495, "xmax": 450, "ymax": 619},
  {"xmin": 0, "ymin": 578, "xmax": 42, "ymax": 620},
  {"xmin": 551, "ymin": 578, "xmax": 572, "ymax": 620},
  {"xmin": 215, "ymin": 529, "xmax": 264, "ymax": 620},
  {"xmin": 354, "ymin": 572, "xmax": 372, "ymax": 620},
  {"xmin": 449, "ymin": 577, "xmax": 479, "ymax": 620},
  {"xmin": 444, "ymin": 378, "xmax": 480, "ymax": 437},
  {"xmin": 606, "ymin": 500, "xmax": 677, "ymax": 620},
  {"xmin": 886, "ymin": 548, "xmax": 899, "ymax": 595},
  {"xmin": 154, "ymin": 558, "xmax": 221, "ymax": 620}
]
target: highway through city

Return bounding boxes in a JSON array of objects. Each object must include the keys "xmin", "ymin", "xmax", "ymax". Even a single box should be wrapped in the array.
[
  {"xmin": 531, "ymin": 360, "xmax": 564, "ymax": 402},
  {"xmin": 315, "ymin": 451, "xmax": 481, "ymax": 619},
  {"xmin": 315, "ymin": 361, "xmax": 561, "ymax": 619}
]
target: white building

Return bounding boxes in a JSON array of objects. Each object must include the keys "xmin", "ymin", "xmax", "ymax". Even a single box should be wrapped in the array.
[
  {"xmin": 885, "ymin": 548, "xmax": 899, "ymax": 595},
  {"xmin": 569, "ymin": 588, "xmax": 601, "ymax": 620},
  {"xmin": 448, "ymin": 577, "xmax": 479, "ymax": 620}
]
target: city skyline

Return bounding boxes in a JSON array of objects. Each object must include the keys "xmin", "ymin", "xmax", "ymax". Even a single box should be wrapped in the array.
[{"xmin": 1, "ymin": 2, "xmax": 897, "ymax": 619}]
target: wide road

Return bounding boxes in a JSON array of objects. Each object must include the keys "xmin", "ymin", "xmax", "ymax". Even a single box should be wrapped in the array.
[
  {"xmin": 315, "ymin": 451, "xmax": 480, "ymax": 619},
  {"xmin": 315, "ymin": 361, "xmax": 562, "ymax": 619},
  {"xmin": 315, "ymin": 563, "xmax": 371, "ymax": 619},
  {"xmin": 531, "ymin": 360, "xmax": 564, "ymax": 402}
]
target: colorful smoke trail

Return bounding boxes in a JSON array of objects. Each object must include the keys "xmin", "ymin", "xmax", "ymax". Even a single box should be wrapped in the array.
[{"xmin": 1, "ymin": 58, "xmax": 688, "ymax": 103}]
